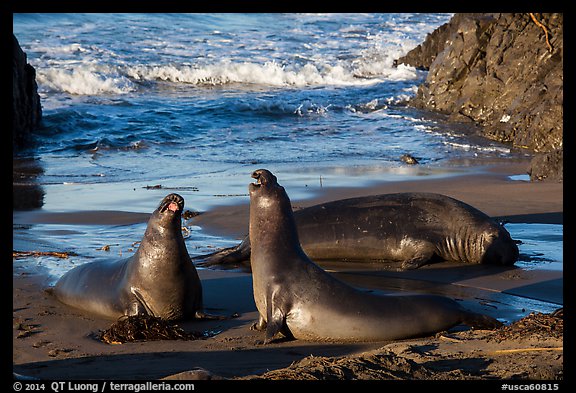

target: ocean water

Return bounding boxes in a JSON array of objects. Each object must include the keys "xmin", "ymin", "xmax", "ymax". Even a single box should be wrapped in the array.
[
  {"xmin": 13, "ymin": 14, "xmax": 561, "ymax": 317},
  {"xmin": 13, "ymin": 13, "xmax": 524, "ymax": 196}
]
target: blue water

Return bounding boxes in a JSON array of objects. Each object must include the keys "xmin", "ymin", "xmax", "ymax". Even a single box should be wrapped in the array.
[
  {"xmin": 13, "ymin": 14, "xmax": 561, "ymax": 317},
  {"xmin": 13, "ymin": 13, "xmax": 524, "ymax": 191}
]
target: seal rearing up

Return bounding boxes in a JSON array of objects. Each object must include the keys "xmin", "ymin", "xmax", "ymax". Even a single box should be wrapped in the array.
[
  {"xmin": 52, "ymin": 193, "xmax": 211, "ymax": 321},
  {"xmin": 249, "ymin": 169, "xmax": 501, "ymax": 343}
]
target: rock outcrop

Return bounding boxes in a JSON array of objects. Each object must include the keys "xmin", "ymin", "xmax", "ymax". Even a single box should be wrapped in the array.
[
  {"xmin": 396, "ymin": 13, "xmax": 563, "ymax": 181},
  {"xmin": 13, "ymin": 34, "xmax": 42, "ymax": 149}
]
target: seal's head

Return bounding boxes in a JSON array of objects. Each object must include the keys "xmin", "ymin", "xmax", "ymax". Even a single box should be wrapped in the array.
[
  {"xmin": 249, "ymin": 169, "xmax": 299, "ymax": 247},
  {"xmin": 151, "ymin": 193, "xmax": 185, "ymax": 231},
  {"xmin": 480, "ymin": 225, "xmax": 519, "ymax": 265},
  {"xmin": 158, "ymin": 193, "xmax": 184, "ymax": 213},
  {"xmin": 250, "ymin": 169, "xmax": 278, "ymax": 192},
  {"xmin": 249, "ymin": 169, "xmax": 290, "ymax": 211}
]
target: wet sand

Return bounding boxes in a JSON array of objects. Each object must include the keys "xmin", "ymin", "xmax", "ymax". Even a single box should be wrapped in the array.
[{"xmin": 12, "ymin": 161, "xmax": 564, "ymax": 381}]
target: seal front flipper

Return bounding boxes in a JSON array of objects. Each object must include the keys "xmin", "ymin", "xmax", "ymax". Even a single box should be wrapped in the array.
[
  {"xmin": 263, "ymin": 288, "xmax": 294, "ymax": 344},
  {"xmin": 400, "ymin": 256, "xmax": 431, "ymax": 270},
  {"xmin": 399, "ymin": 243, "xmax": 437, "ymax": 270},
  {"xmin": 130, "ymin": 287, "xmax": 156, "ymax": 316},
  {"xmin": 264, "ymin": 304, "xmax": 286, "ymax": 344}
]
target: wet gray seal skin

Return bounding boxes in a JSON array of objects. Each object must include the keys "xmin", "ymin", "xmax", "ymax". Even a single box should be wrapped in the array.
[
  {"xmin": 248, "ymin": 169, "xmax": 502, "ymax": 343},
  {"xmin": 53, "ymin": 193, "xmax": 215, "ymax": 321},
  {"xmin": 196, "ymin": 191, "xmax": 518, "ymax": 270}
]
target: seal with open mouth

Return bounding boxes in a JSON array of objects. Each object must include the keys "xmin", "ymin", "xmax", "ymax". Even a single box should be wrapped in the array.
[
  {"xmin": 52, "ymin": 193, "xmax": 210, "ymax": 321},
  {"xmin": 248, "ymin": 169, "xmax": 501, "ymax": 343}
]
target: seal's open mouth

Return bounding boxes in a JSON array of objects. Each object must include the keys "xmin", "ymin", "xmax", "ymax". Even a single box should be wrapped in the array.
[
  {"xmin": 251, "ymin": 169, "xmax": 277, "ymax": 188},
  {"xmin": 251, "ymin": 171, "xmax": 262, "ymax": 187},
  {"xmin": 159, "ymin": 193, "xmax": 184, "ymax": 213}
]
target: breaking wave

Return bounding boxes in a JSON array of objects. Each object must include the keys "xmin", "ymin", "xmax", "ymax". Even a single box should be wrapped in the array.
[
  {"xmin": 36, "ymin": 58, "xmax": 419, "ymax": 95},
  {"xmin": 37, "ymin": 66, "xmax": 137, "ymax": 95}
]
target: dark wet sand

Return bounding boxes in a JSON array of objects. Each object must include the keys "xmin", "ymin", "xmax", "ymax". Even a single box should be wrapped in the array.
[{"xmin": 12, "ymin": 161, "xmax": 564, "ymax": 380}]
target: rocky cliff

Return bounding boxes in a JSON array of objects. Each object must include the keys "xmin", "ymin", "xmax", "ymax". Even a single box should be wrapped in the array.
[
  {"xmin": 13, "ymin": 34, "xmax": 42, "ymax": 149},
  {"xmin": 396, "ymin": 13, "xmax": 563, "ymax": 181}
]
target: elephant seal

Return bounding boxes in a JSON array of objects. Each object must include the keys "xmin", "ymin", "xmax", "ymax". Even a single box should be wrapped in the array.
[
  {"xmin": 248, "ymin": 169, "xmax": 501, "ymax": 343},
  {"xmin": 195, "ymin": 192, "xmax": 518, "ymax": 271},
  {"xmin": 52, "ymin": 193, "xmax": 212, "ymax": 321}
]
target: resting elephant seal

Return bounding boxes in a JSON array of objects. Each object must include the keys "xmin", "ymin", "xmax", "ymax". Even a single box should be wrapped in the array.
[
  {"xmin": 52, "ymin": 193, "xmax": 213, "ymax": 321},
  {"xmin": 248, "ymin": 169, "xmax": 501, "ymax": 343},
  {"xmin": 195, "ymin": 191, "xmax": 518, "ymax": 270}
]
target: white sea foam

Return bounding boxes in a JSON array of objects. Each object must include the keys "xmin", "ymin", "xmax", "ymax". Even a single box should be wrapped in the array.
[
  {"xmin": 26, "ymin": 13, "xmax": 433, "ymax": 96},
  {"xmin": 127, "ymin": 60, "xmax": 390, "ymax": 87},
  {"xmin": 37, "ymin": 66, "xmax": 137, "ymax": 95},
  {"xmin": 352, "ymin": 30, "xmax": 422, "ymax": 80},
  {"xmin": 20, "ymin": 13, "xmax": 449, "ymax": 98},
  {"xmin": 443, "ymin": 141, "xmax": 511, "ymax": 154},
  {"xmin": 36, "ymin": 43, "xmax": 90, "ymax": 54},
  {"xmin": 37, "ymin": 59, "xmax": 412, "ymax": 95}
]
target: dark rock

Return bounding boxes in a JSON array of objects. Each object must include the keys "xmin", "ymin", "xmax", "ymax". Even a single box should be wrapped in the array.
[
  {"xmin": 528, "ymin": 149, "xmax": 563, "ymax": 182},
  {"xmin": 396, "ymin": 13, "xmax": 563, "ymax": 181},
  {"xmin": 13, "ymin": 157, "xmax": 45, "ymax": 210},
  {"xmin": 395, "ymin": 14, "xmax": 482, "ymax": 71},
  {"xmin": 400, "ymin": 153, "xmax": 419, "ymax": 165},
  {"xmin": 13, "ymin": 34, "xmax": 42, "ymax": 149}
]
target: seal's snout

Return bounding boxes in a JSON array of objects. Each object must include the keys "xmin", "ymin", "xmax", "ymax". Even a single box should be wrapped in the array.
[{"xmin": 159, "ymin": 193, "xmax": 184, "ymax": 213}]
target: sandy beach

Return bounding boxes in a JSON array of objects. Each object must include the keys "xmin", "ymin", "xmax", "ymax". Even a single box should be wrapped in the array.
[{"xmin": 12, "ymin": 160, "xmax": 564, "ymax": 382}]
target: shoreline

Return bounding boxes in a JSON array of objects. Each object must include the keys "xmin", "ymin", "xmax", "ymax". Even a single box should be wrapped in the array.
[{"xmin": 12, "ymin": 161, "xmax": 563, "ymax": 380}]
